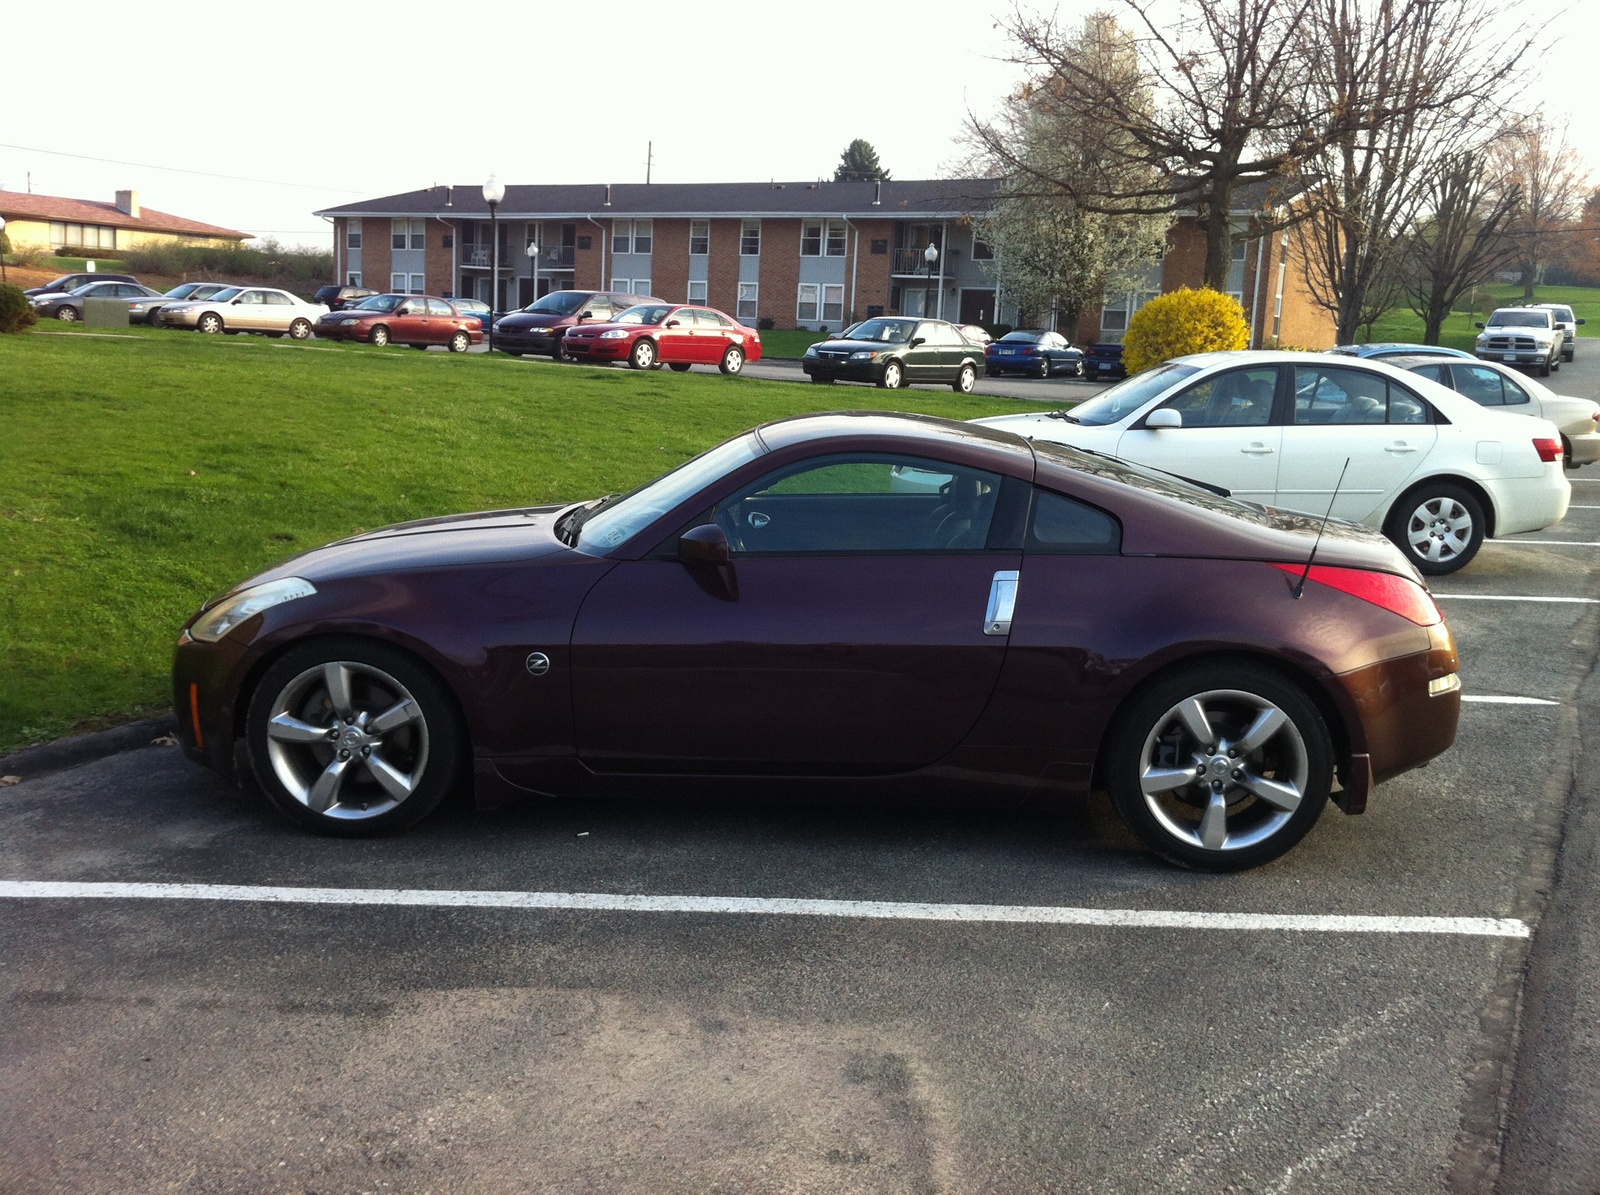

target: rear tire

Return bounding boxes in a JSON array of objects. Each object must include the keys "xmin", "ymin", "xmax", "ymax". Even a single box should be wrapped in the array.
[
  {"xmin": 288, "ymin": 319, "xmax": 312, "ymax": 340},
  {"xmin": 668, "ymin": 362, "xmax": 692, "ymax": 372},
  {"xmin": 448, "ymin": 331, "xmax": 471, "ymax": 353},
  {"xmin": 719, "ymin": 345, "xmax": 745, "ymax": 375},
  {"xmin": 952, "ymin": 363, "xmax": 977, "ymax": 394},
  {"xmin": 1386, "ymin": 483, "xmax": 1485, "ymax": 575}
]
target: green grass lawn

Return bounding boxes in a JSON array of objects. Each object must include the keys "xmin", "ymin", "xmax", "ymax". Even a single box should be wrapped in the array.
[
  {"xmin": 757, "ymin": 328, "xmax": 831, "ymax": 358},
  {"xmin": 1365, "ymin": 283, "xmax": 1600, "ymax": 350},
  {"xmin": 0, "ymin": 326, "xmax": 1057, "ymax": 753}
]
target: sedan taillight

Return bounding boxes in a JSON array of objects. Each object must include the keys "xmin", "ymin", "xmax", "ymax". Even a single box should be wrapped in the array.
[
  {"xmin": 1533, "ymin": 437, "xmax": 1563, "ymax": 463},
  {"xmin": 1270, "ymin": 563, "xmax": 1442, "ymax": 625}
]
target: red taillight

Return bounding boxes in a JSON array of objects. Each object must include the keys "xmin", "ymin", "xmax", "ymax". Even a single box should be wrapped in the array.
[
  {"xmin": 1533, "ymin": 437, "xmax": 1563, "ymax": 463},
  {"xmin": 1270, "ymin": 563, "xmax": 1441, "ymax": 625}
]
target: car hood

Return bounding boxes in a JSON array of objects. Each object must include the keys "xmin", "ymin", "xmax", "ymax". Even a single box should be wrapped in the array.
[
  {"xmin": 809, "ymin": 337, "xmax": 909, "ymax": 353},
  {"xmin": 319, "ymin": 308, "xmax": 377, "ymax": 319},
  {"xmin": 496, "ymin": 312, "xmax": 566, "ymax": 330},
  {"xmin": 29, "ymin": 291, "xmax": 72, "ymax": 302},
  {"xmin": 232, "ymin": 504, "xmax": 579, "ymax": 591}
]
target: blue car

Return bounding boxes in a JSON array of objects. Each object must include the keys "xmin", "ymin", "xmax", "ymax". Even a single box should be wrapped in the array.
[
  {"xmin": 1330, "ymin": 342, "xmax": 1473, "ymax": 360},
  {"xmin": 985, "ymin": 330, "xmax": 1085, "ymax": 378}
]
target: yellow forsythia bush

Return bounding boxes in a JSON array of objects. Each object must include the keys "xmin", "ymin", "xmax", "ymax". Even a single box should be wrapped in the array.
[{"xmin": 1121, "ymin": 287, "xmax": 1249, "ymax": 374}]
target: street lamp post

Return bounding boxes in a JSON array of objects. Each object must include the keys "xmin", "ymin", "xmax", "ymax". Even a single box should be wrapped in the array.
[
  {"xmin": 483, "ymin": 174, "xmax": 506, "ymax": 353},
  {"xmin": 923, "ymin": 241, "xmax": 938, "ymax": 319},
  {"xmin": 525, "ymin": 239, "xmax": 539, "ymax": 311}
]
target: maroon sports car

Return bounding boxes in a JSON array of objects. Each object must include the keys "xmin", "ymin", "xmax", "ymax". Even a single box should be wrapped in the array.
[
  {"xmin": 172, "ymin": 412, "xmax": 1460, "ymax": 870},
  {"xmin": 562, "ymin": 302, "xmax": 761, "ymax": 374}
]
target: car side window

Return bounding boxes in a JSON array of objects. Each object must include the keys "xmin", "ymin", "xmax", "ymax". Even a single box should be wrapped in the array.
[
  {"xmin": 1292, "ymin": 366, "xmax": 1393, "ymax": 424},
  {"xmin": 716, "ymin": 454, "xmax": 1005, "ymax": 554},
  {"xmin": 264, "ymin": 292, "xmax": 292, "ymax": 306},
  {"xmin": 1409, "ymin": 363, "xmax": 1447, "ymax": 384},
  {"xmin": 1162, "ymin": 367, "xmax": 1277, "ymax": 428},
  {"xmin": 1499, "ymin": 374, "xmax": 1532, "ymax": 406},
  {"xmin": 1451, "ymin": 365, "xmax": 1504, "ymax": 406},
  {"xmin": 1027, "ymin": 490, "xmax": 1121, "ymax": 554},
  {"xmin": 427, "ymin": 298, "xmax": 453, "ymax": 317}
]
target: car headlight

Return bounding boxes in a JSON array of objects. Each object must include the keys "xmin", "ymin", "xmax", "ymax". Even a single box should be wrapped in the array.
[
  {"xmin": 850, "ymin": 350, "xmax": 879, "ymax": 360},
  {"xmin": 599, "ymin": 329, "xmax": 630, "ymax": 339},
  {"xmin": 189, "ymin": 577, "xmax": 317, "ymax": 643}
]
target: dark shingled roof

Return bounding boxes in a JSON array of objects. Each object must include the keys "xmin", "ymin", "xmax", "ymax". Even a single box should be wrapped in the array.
[{"xmin": 315, "ymin": 178, "xmax": 1003, "ymax": 220}]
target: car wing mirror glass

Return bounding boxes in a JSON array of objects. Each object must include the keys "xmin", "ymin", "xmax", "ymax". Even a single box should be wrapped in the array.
[
  {"xmin": 1474, "ymin": 322, "xmax": 1485, "ymax": 329},
  {"xmin": 908, "ymin": 337, "xmax": 926, "ymax": 349},
  {"xmin": 579, "ymin": 310, "xmax": 594, "ymax": 320},
  {"xmin": 665, "ymin": 318, "xmax": 681, "ymax": 328},
  {"xmin": 1579, "ymin": 318, "xmax": 1588, "ymax": 325},
  {"xmin": 1145, "ymin": 408, "xmax": 1183, "ymax": 429},
  {"xmin": 678, "ymin": 524, "xmax": 731, "ymax": 565}
]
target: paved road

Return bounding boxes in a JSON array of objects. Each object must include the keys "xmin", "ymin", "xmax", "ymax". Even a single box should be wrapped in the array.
[{"xmin": 2, "ymin": 356, "xmax": 1597, "ymax": 1194}]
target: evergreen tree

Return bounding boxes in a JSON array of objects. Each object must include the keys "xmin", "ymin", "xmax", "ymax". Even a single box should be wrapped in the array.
[{"xmin": 834, "ymin": 140, "xmax": 890, "ymax": 183}]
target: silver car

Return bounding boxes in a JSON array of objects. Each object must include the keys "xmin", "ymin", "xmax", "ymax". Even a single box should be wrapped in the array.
[{"xmin": 158, "ymin": 286, "xmax": 327, "ymax": 338}]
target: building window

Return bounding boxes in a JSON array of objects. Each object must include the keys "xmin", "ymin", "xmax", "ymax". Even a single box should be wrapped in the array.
[
  {"xmin": 801, "ymin": 222, "xmax": 823, "ymax": 256},
  {"xmin": 613, "ymin": 278, "xmax": 653, "ymax": 296},
  {"xmin": 822, "ymin": 284, "xmax": 844, "ymax": 323},
  {"xmin": 972, "ymin": 238, "xmax": 994, "ymax": 261},
  {"xmin": 825, "ymin": 220, "xmax": 847, "ymax": 257},
  {"xmin": 410, "ymin": 274, "xmax": 426, "ymax": 294},
  {"xmin": 346, "ymin": 219, "xmax": 362, "ymax": 250},
  {"xmin": 870, "ymin": 239, "xmax": 888, "ymax": 255},
  {"xmin": 49, "ymin": 221, "xmax": 116, "ymax": 250},
  {"xmin": 737, "ymin": 282, "xmax": 758, "ymax": 320},
  {"xmin": 612, "ymin": 222, "xmax": 629, "ymax": 255},
  {"xmin": 688, "ymin": 280, "xmax": 708, "ymax": 304},
  {"xmin": 391, "ymin": 219, "xmax": 425, "ymax": 251},
  {"xmin": 797, "ymin": 283, "xmax": 820, "ymax": 322},
  {"xmin": 690, "ymin": 221, "xmax": 710, "ymax": 255},
  {"xmin": 633, "ymin": 219, "xmax": 652, "ymax": 255},
  {"xmin": 391, "ymin": 272, "xmax": 407, "ymax": 292},
  {"xmin": 740, "ymin": 220, "xmax": 760, "ymax": 256},
  {"xmin": 346, "ymin": 272, "xmax": 362, "ymax": 287},
  {"xmin": 1232, "ymin": 239, "xmax": 1248, "ymax": 262}
]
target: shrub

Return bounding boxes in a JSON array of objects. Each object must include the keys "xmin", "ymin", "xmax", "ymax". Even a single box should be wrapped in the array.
[
  {"xmin": 1122, "ymin": 287, "xmax": 1249, "ymax": 374},
  {"xmin": 0, "ymin": 283, "xmax": 39, "ymax": 334},
  {"xmin": 117, "ymin": 237, "xmax": 334, "ymax": 295}
]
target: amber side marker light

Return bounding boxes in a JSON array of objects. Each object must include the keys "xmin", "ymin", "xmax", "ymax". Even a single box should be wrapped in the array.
[
  {"xmin": 1271, "ymin": 563, "xmax": 1442, "ymax": 626},
  {"xmin": 189, "ymin": 682, "xmax": 204, "ymax": 750}
]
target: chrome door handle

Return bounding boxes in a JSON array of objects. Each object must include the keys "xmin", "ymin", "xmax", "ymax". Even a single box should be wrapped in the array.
[
  {"xmin": 1385, "ymin": 443, "xmax": 1420, "ymax": 454},
  {"xmin": 1241, "ymin": 444, "xmax": 1275, "ymax": 455},
  {"xmin": 984, "ymin": 570, "xmax": 1019, "ymax": 636}
]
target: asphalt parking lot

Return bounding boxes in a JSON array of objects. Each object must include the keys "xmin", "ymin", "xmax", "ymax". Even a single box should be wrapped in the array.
[{"xmin": 2, "ymin": 358, "xmax": 1597, "ymax": 1194}]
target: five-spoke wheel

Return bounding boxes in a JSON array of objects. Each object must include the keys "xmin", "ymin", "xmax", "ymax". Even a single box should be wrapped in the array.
[
  {"xmin": 246, "ymin": 640, "xmax": 461, "ymax": 835},
  {"xmin": 1106, "ymin": 664, "xmax": 1331, "ymax": 870}
]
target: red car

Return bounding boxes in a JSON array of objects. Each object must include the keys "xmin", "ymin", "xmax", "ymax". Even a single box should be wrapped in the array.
[
  {"xmin": 172, "ymin": 412, "xmax": 1460, "ymax": 871},
  {"xmin": 314, "ymin": 294, "xmax": 483, "ymax": 352},
  {"xmin": 562, "ymin": 303, "xmax": 761, "ymax": 374}
]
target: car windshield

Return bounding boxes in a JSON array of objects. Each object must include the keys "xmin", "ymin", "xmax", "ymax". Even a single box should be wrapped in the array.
[
  {"xmin": 845, "ymin": 318, "xmax": 918, "ymax": 343},
  {"xmin": 354, "ymin": 295, "xmax": 405, "ymax": 313},
  {"xmin": 1490, "ymin": 310, "xmax": 1549, "ymax": 327},
  {"xmin": 573, "ymin": 434, "xmax": 764, "ymax": 553},
  {"xmin": 1061, "ymin": 363, "xmax": 1202, "ymax": 426},
  {"xmin": 165, "ymin": 284, "xmax": 200, "ymax": 299},
  {"xmin": 523, "ymin": 291, "xmax": 591, "ymax": 316},
  {"xmin": 68, "ymin": 283, "xmax": 108, "ymax": 295},
  {"xmin": 207, "ymin": 288, "xmax": 242, "ymax": 302},
  {"xmin": 613, "ymin": 304, "xmax": 674, "ymax": 326}
]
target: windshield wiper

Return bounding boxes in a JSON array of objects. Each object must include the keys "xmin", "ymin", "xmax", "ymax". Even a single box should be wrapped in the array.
[
  {"xmin": 1046, "ymin": 409, "xmax": 1082, "ymax": 423},
  {"xmin": 555, "ymin": 495, "xmax": 615, "ymax": 545}
]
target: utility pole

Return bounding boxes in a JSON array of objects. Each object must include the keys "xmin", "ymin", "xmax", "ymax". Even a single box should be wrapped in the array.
[{"xmin": 645, "ymin": 142, "xmax": 652, "ymax": 184}]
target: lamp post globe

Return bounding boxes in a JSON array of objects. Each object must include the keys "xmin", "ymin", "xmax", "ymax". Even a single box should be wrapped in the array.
[
  {"xmin": 923, "ymin": 241, "xmax": 938, "ymax": 317},
  {"xmin": 525, "ymin": 241, "xmax": 538, "ymax": 309},
  {"xmin": 483, "ymin": 175, "xmax": 505, "ymax": 352}
]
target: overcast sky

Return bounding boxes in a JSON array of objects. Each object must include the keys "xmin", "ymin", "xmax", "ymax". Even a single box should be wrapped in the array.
[{"xmin": 3, "ymin": 0, "xmax": 1591, "ymax": 250}]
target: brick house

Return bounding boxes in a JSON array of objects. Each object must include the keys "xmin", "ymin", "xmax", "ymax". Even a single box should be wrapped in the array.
[
  {"xmin": 315, "ymin": 178, "xmax": 1334, "ymax": 347},
  {"xmin": 0, "ymin": 189, "xmax": 248, "ymax": 256}
]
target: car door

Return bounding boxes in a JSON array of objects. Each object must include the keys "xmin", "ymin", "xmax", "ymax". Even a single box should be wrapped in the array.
[
  {"xmin": 654, "ymin": 307, "xmax": 699, "ymax": 363},
  {"xmin": 425, "ymin": 298, "xmax": 457, "ymax": 343},
  {"xmin": 1275, "ymin": 363, "xmax": 1438, "ymax": 523},
  {"xmin": 1114, "ymin": 365, "xmax": 1284, "ymax": 503},
  {"xmin": 905, "ymin": 321, "xmax": 950, "ymax": 381},
  {"xmin": 262, "ymin": 290, "xmax": 297, "ymax": 331},
  {"xmin": 232, "ymin": 289, "xmax": 269, "ymax": 330},
  {"xmin": 569, "ymin": 452, "xmax": 1022, "ymax": 772}
]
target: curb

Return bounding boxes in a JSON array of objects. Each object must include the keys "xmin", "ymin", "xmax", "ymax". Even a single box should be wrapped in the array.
[{"xmin": 0, "ymin": 714, "xmax": 180, "ymax": 782}]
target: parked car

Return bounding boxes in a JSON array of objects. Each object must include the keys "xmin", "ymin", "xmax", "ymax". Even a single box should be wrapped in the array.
[
  {"xmin": 801, "ymin": 316, "xmax": 984, "ymax": 392},
  {"xmin": 447, "ymin": 297, "xmax": 493, "ymax": 329},
  {"xmin": 1084, "ymin": 342, "xmax": 1127, "ymax": 379},
  {"xmin": 1521, "ymin": 303, "xmax": 1585, "ymax": 362},
  {"xmin": 563, "ymin": 303, "xmax": 760, "ymax": 374},
  {"xmin": 1389, "ymin": 354, "xmax": 1600, "ymax": 469},
  {"xmin": 172, "ymin": 411, "xmax": 1461, "ymax": 871},
  {"xmin": 1474, "ymin": 308, "xmax": 1564, "ymax": 376},
  {"xmin": 312, "ymin": 284, "xmax": 380, "ymax": 311},
  {"xmin": 985, "ymin": 330, "xmax": 1085, "ymax": 378},
  {"xmin": 30, "ymin": 280, "xmax": 164, "ymax": 321},
  {"xmin": 959, "ymin": 323, "xmax": 994, "ymax": 347},
  {"xmin": 314, "ymin": 294, "xmax": 483, "ymax": 352},
  {"xmin": 1330, "ymin": 343, "xmax": 1474, "ymax": 361},
  {"xmin": 976, "ymin": 350, "xmax": 1571, "ymax": 575},
  {"xmin": 130, "ymin": 282, "xmax": 234, "ymax": 326},
  {"xmin": 157, "ymin": 287, "xmax": 326, "ymax": 338},
  {"xmin": 493, "ymin": 290, "xmax": 660, "ymax": 359},
  {"xmin": 23, "ymin": 272, "xmax": 138, "ymax": 298}
]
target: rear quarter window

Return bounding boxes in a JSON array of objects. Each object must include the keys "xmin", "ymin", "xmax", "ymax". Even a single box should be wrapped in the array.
[{"xmin": 1027, "ymin": 490, "xmax": 1121, "ymax": 554}]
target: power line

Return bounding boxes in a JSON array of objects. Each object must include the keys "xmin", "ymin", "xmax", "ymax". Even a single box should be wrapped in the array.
[{"xmin": 0, "ymin": 142, "xmax": 366, "ymax": 194}]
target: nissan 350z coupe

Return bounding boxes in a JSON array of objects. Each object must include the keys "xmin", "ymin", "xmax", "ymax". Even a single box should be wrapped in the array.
[{"xmin": 174, "ymin": 412, "xmax": 1462, "ymax": 870}]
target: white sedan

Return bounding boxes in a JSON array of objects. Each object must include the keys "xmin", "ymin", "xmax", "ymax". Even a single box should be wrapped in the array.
[
  {"xmin": 976, "ymin": 351, "xmax": 1571, "ymax": 575},
  {"xmin": 1387, "ymin": 354, "xmax": 1600, "ymax": 469},
  {"xmin": 157, "ymin": 286, "xmax": 327, "ymax": 339}
]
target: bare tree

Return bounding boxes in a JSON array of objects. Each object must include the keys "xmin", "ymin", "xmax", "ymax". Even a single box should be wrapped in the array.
[
  {"xmin": 1291, "ymin": 0, "xmax": 1532, "ymax": 345},
  {"xmin": 1495, "ymin": 117, "xmax": 1590, "ymax": 300},
  {"xmin": 1399, "ymin": 149, "xmax": 1522, "ymax": 344}
]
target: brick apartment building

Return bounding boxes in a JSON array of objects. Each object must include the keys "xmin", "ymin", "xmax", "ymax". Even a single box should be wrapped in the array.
[{"xmin": 315, "ymin": 178, "xmax": 1333, "ymax": 348}]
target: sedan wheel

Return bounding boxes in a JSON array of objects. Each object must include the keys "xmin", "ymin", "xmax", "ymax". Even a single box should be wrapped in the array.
[
  {"xmin": 629, "ymin": 339, "xmax": 657, "ymax": 370},
  {"xmin": 719, "ymin": 346, "xmax": 745, "ymax": 375},
  {"xmin": 1107, "ymin": 665, "xmax": 1331, "ymax": 870},
  {"xmin": 878, "ymin": 360, "xmax": 904, "ymax": 389},
  {"xmin": 952, "ymin": 363, "xmax": 977, "ymax": 394},
  {"xmin": 1388, "ymin": 484, "xmax": 1484, "ymax": 575},
  {"xmin": 668, "ymin": 362, "xmax": 692, "ymax": 372},
  {"xmin": 56, "ymin": 306, "xmax": 79, "ymax": 322},
  {"xmin": 245, "ymin": 640, "xmax": 461, "ymax": 836},
  {"xmin": 369, "ymin": 325, "xmax": 391, "ymax": 348},
  {"xmin": 197, "ymin": 313, "xmax": 223, "ymax": 334},
  {"xmin": 1034, "ymin": 356, "xmax": 1050, "ymax": 378},
  {"xmin": 288, "ymin": 319, "xmax": 312, "ymax": 340},
  {"xmin": 448, "ymin": 330, "xmax": 471, "ymax": 353}
]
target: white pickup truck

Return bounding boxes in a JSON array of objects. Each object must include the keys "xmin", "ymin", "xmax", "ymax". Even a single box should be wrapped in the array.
[{"xmin": 1475, "ymin": 307, "xmax": 1563, "ymax": 377}]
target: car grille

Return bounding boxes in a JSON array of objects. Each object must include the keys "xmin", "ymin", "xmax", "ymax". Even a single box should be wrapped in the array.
[
  {"xmin": 814, "ymin": 349, "xmax": 850, "ymax": 360},
  {"xmin": 1485, "ymin": 335, "xmax": 1538, "ymax": 352}
]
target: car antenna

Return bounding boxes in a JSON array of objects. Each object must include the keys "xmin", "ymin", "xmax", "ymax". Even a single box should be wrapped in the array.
[{"xmin": 1293, "ymin": 457, "xmax": 1350, "ymax": 600}]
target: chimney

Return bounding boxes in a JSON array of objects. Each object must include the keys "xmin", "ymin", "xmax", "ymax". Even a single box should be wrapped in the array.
[
  {"xmin": 115, "ymin": 189, "xmax": 140, "ymax": 218},
  {"xmin": 446, "ymin": 185, "xmax": 454, "ymax": 207},
  {"xmin": 872, "ymin": 181, "xmax": 882, "ymax": 206},
  {"xmin": 603, "ymin": 184, "xmax": 612, "ymax": 207}
]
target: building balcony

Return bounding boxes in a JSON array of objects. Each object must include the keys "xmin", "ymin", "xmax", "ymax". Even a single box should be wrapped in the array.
[{"xmin": 891, "ymin": 247, "xmax": 940, "ymax": 276}]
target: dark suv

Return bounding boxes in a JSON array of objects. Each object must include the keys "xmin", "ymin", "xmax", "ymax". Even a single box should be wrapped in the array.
[
  {"xmin": 24, "ymin": 272, "xmax": 139, "ymax": 298},
  {"xmin": 313, "ymin": 284, "xmax": 379, "ymax": 311},
  {"xmin": 493, "ymin": 290, "xmax": 661, "ymax": 358}
]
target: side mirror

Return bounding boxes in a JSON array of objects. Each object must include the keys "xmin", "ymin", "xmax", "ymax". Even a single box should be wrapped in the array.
[
  {"xmin": 678, "ymin": 524, "xmax": 731, "ymax": 565},
  {"xmin": 908, "ymin": 337, "xmax": 926, "ymax": 349},
  {"xmin": 665, "ymin": 318, "xmax": 681, "ymax": 328},
  {"xmin": 578, "ymin": 310, "xmax": 594, "ymax": 320},
  {"xmin": 1579, "ymin": 318, "xmax": 1588, "ymax": 325},
  {"xmin": 1474, "ymin": 322, "xmax": 1485, "ymax": 329},
  {"xmin": 1145, "ymin": 408, "xmax": 1183, "ymax": 430},
  {"xmin": 232, "ymin": 298, "xmax": 243, "ymax": 305}
]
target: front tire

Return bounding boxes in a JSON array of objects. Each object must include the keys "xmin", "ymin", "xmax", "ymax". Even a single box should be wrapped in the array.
[
  {"xmin": 288, "ymin": 319, "xmax": 312, "ymax": 340},
  {"xmin": 810, "ymin": 375, "xmax": 834, "ymax": 385},
  {"xmin": 1104, "ymin": 663, "xmax": 1332, "ymax": 871},
  {"xmin": 719, "ymin": 345, "xmax": 745, "ymax": 375},
  {"xmin": 245, "ymin": 638, "xmax": 463, "ymax": 837},
  {"xmin": 56, "ymin": 306, "xmax": 79, "ymax": 322},
  {"xmin": 1386, "ymin": 483, "xmax": 1485, "ymax": 575},
  {"xmin": 448, "ymin": 330, "xmax": 471, "ymax": 353},
  {"xmin": 668, "ymin": 362, "xmax": 692, "ymax": 372},
  {"xmin": 878, "ymin": 360, "xmax": 904, "ymax": 389},
  {"xmin": 369, "ymin": 325, "xmax": 391, "ymax": 347},
  {"xmin": 197, "ymin": 312, "xmax": 223, "ymax": 334},
  {"xmin": 952, "ymin": 363, "xmax": 977, "ymax": 393},
  {"xmin": 629, "ymin": 339, "xmax": 657, "ymax": 370}
]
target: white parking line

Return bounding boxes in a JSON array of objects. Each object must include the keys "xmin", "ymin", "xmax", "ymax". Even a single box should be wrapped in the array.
[
  {"xmin": 1434, "ymin": 594, "xmax": 1598, "ymax": 603},
  {"xmin": 0, "ymin": 881, "xmax": 1529, "ymax": 938},
  {"xmin": 1487, "ymin": 540, "xmax": 1600, "ymax": 547},
  {"xmin": 1461, "ymin": 695, "xmax": 1560, "ymax": 706}
]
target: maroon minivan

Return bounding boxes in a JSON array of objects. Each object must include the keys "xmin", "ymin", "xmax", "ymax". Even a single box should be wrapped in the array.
[{"xmin": 493, "ymin": 290, "xmax": 660, "ymax": 358}]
